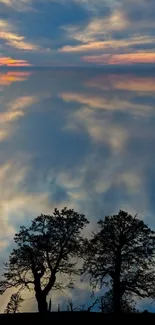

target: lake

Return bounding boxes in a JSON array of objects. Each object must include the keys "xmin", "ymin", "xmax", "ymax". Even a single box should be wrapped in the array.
[{"xmin": 0, "ymin": 68, "xmax": 155, "ymax": 311}]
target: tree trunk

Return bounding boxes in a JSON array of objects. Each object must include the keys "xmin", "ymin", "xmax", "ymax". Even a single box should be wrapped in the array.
[
  {"xmin": 113, "ymin": 282, "xmax": 121, "ymax": 314},
  {"xmin": 33, "ymin": 271, "xmax": 48, "ymax": 313},
  {"xmin": 36, "ymin": 294, "xmax": 48, "ymax": 313},
  {"xmin": 113, "ymin": 247, "xmax": 121, "ymax": 314}
]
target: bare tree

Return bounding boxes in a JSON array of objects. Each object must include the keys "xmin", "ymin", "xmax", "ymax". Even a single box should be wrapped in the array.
[
  {"xmin": 66, "ymin": 297, "xmax": 99, "ymax": 312},
  {"xmin": 67, "ymin": 299, "xmax": 78, "ymax": 312}
]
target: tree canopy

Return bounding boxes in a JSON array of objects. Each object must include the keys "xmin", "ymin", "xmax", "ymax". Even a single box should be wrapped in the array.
[
  {"xmin": 98, "ymin": 290, "xmax": 139, "ymax": 313},
  {"xmin": 0, "ymin": 207, "xmax": 89, "ymax": 312},
  {"xmin": 82, "ymin": 210, "xmax": 155, "ymax": 313}
]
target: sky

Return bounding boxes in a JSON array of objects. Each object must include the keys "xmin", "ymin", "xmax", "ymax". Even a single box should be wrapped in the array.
[
  {"xmin": 0, "ymin": 69, "xmax": 155, "ymax": 311},
  {"xmin": 0, "ymin": 0, "xmax": 155, "ymax": 66}
]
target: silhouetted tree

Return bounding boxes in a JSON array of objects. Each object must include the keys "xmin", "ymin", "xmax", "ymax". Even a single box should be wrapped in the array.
[
  {"xmin": 82, "ymin": 210, "xmax": 155, "ymax": 314},
  {"xmin": 79, "ymin": 298, "xmax": 99, "ymax": 312},
  {"xmin": 67, "ymin": 299, "xmax": 77, "ymax": 312},
  {"xmin": 0, "ymin": 208, "xmax": 89, "ymax": 313},
  {"xmin": 57, "ymin": 303, "xmax": 60, "ymax": 312},
  {"xmin": 4, "ymin": 292, "xmax": 23, "ymax": 313},
  {"xmin": 66, "ymin": 297, "xmax": 99, "ymax": 312},
  {"xmin": 98, "ymin": 290, "xmax": 139, "ymax": 313}
]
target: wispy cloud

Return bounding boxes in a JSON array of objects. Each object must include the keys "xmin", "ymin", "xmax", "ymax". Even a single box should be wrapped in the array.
[
  {"xmin": 0, "ymin": 159, "xmax": 54, "ymax": 252},
  {"xmin": 62, "ymin": 9, "xmax": 128, "ymax": 44},
  {"xmin": 0, "ymin": 0, "xmax": 154, "ymax": 66},
  {"xmin": 0, "ymin": 19, "xmax": 38, "ymax": 51},
  {"xmin": 60, "ymin": 90, "xmax": 154, "ymax": 117},
  {"xmin": 60, "ymin": 36, "xmax": 155, "ymax": 53},
  {"xmin": 58, "ymin": 0, "xmax": 155, "ymax": 66},
  {"xmin": 0, "ymin": 0, "xmax": 33, "ymax": 11},
  {"xmin": 83, "ymin": 52, "xmax": 155, "ymax": 65},
  {"xmin": 85, "ymin": 74, "xmax": 155, "ymax": 92},
  {"xmin": 7, "ymin": 95, "xmax": 38, "ymax": 111},
  {"xmin": 0, "ymin": 56, "xmax": 31, "ymax": 66},
  {"xmin": 0, "ymin": 34, "xmax": 38, "ymax": 51},
  {"xmin": 0, "ymin": 95, "xmax": 38, "ymax": 141}
]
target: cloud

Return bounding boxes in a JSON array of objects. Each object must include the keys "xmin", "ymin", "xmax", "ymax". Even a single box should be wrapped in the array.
[
  {"xmin": 0, "ymin": 95, "xmax": 38, "ymax": 141},
  {"xmin": 57, "ymin": 1, "xmax": 155, "ymax": 66},
  {"xmin": 121, "ymin": 0, "xmax": 155, "ymax": 29},
  {"xmin": 58, "ymin": 1, "xmax": 155, "ymax": 65},
  {"xmin": 61, "ymin": 9, "xmax": 128, "ymax": 44},
  {"xmin": 0, "ymin": 71, "xmax": 32, "ymax": 86},
  {"xmin": 83, "ymin": 52, "xmax": 155, "ymax": 65},
  {"xmin": 1, "ymin": 35, "xmax": 38, "ymax": 51},
  {"xmin": 0, "ymin": 95, "xmax": 38, "ymax": 125},
  {"xmin": 4, "ymin": 95, "xmax": 38, "ymax": 114},
  {"xmin": 0, "ymin": 130, "xmax": 8, "ymax": 141},
  {"xmin": 85, "ymin": 74, "xmax": 155, "ymax": 92},
  {"xmin": 7, "ymin": 95, "xmax": 38, "ymax": 111},
  {"xmin": 60, "ymin": 36, "xmax": 155, "ymax": 53},
  {"xmin": 0, "ymin": 19, "xmax": 38, "ymax": 52},
  {"xmin": 0, "ymin": 0, "xmax": 33, "ymax": 11},
  {"xmin": 60, "ymin": 103, "xmax": 151, "ymax": 219},
  {"xmin": 0, "ymin": 159, "xmax": 55, "ymax": 244},
  {"xmin": 60, "ymin": 91, "xmax": 154, "ymax": 116},
  {"xmin": 0, "ymin": 0, "xmax": 116, "ymax": 13},
  {"xmin": 63, "ymin": 103, "xmax": 128, "ymax": 153},
  {"xmin": 0, "ymin": 68, "xmax": 155, "ymax": 311},
  {"xmin": 0, "ymin": 56, "xmax": 31, "ymax": 66},
  {"xmin": 0, "ymin": 0, "xmax": 154, "ymax": 66}
]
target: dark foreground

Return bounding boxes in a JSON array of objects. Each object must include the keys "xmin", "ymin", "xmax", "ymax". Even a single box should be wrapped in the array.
[{"xmin": 0, "ymin": 312, "xmax": 154, "ymax": 322}]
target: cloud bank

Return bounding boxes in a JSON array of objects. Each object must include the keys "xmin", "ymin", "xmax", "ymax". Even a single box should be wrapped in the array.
[{"xmin": 0, "ymin": 0, "xmax": 154, "ymax": 65}]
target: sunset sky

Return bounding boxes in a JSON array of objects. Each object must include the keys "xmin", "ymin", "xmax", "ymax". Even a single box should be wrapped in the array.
[
  {"xmin": 1, "ymin": 0, "xmax": 155, "ymax": 313},
  {"xmin": 0, "ymin": 0, "xmax": 155, "ymax": 66}
]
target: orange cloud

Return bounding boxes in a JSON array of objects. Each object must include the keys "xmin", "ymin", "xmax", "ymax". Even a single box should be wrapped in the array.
[
  {"xmin": 0, "ymin": 71, "xmax": 32, "ymax": 86},
  {"xmin": 82, "ymin": 52, "xmax": 155, "ymax": 65},
  {"xmin": 0, "ymin": 56, "xmax": 31, "ymax": 67},
  {"xmin": 60, "ymin": 36, "xmax": 154, "ymax": 53}
]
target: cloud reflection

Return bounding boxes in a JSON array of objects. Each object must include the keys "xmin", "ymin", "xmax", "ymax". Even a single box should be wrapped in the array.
[
  {"xmin": 0, "ymin": 69, "xmax": 155, "ymax": 311},
  {"xmin": 0, "ymin": 71, "xmax": 32, "ymax": 86}
]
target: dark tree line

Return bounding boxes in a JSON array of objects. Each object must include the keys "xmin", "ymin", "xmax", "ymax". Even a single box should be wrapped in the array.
[{"xmin": 1, "ymin": 208, "xmax": 155, "ymax": 314}]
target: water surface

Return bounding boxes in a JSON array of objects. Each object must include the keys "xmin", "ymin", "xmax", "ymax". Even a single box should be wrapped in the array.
[{"xmin": 0, "ymin": 68, "xmax": 155, "ymax": 310}]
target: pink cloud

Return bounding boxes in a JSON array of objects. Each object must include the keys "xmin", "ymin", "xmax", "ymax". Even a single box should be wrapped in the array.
[
  {"xmin": 82, "ymin": 52, "xmax": 155, "ymax": 65},
  {"xmin": 0, "ymin": 56, "xmax": 32, "ymax": 67}
]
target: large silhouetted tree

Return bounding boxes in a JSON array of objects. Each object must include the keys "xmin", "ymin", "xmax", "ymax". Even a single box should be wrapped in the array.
[
  {"xmin": 82, "ymin": 210, "xmax": 155, "ymax": 314},
  {"xmin": 0, "ymin": 208, "xmax": 89, "ymax": 313}
]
